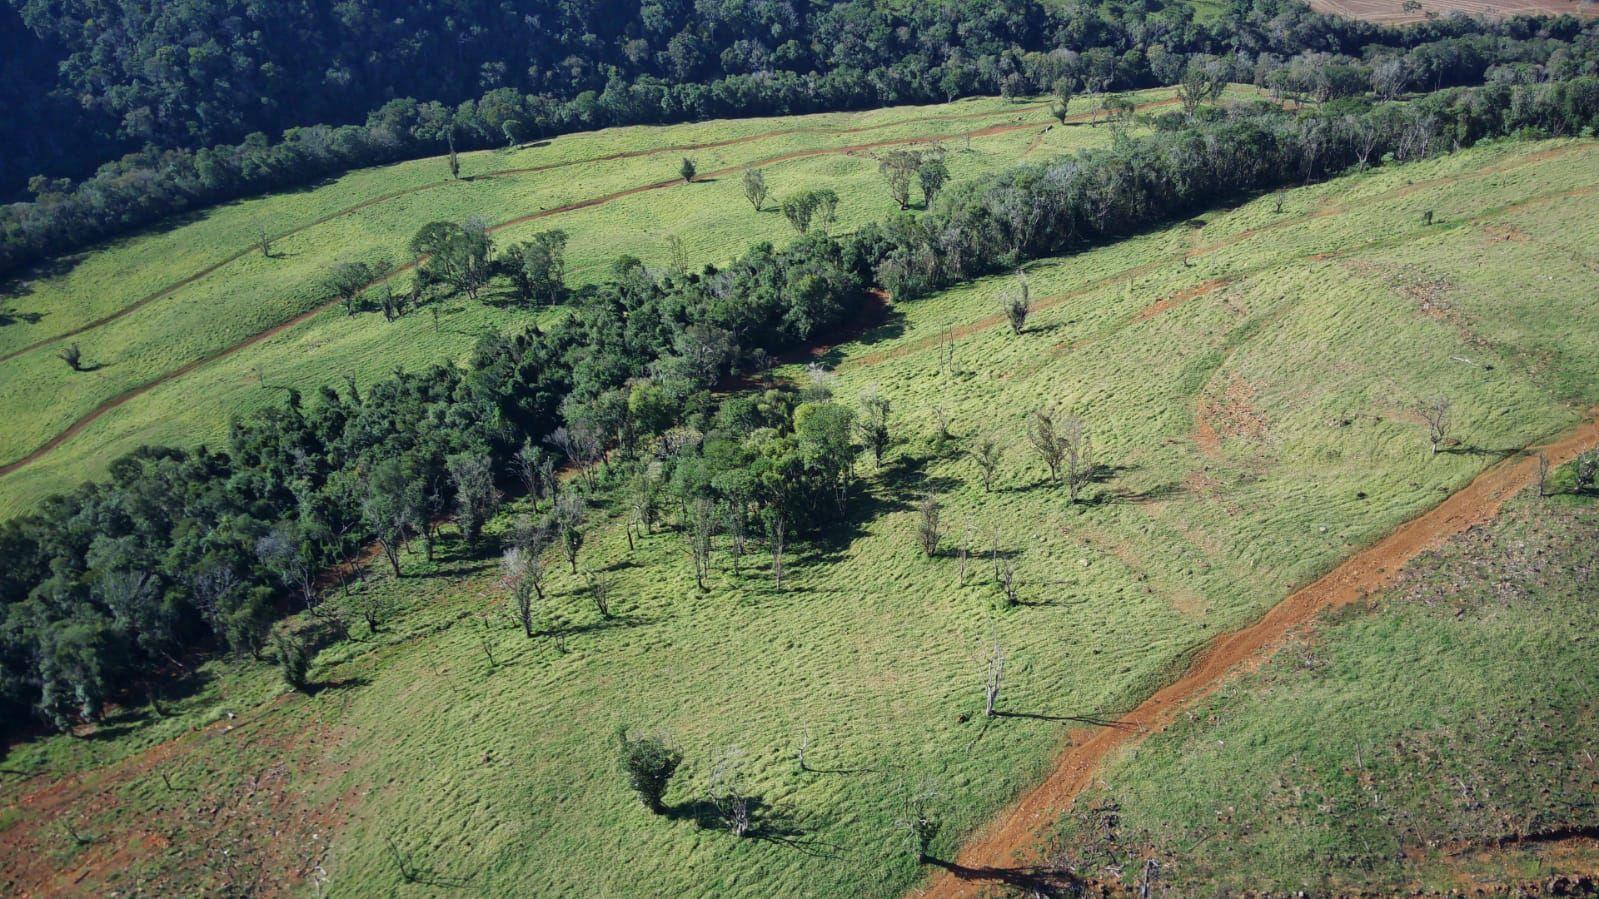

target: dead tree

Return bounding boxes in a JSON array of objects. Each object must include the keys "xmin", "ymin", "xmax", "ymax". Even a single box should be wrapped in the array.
[
  {"xmin": 996, "ymin": 559, "xmax": 1019, "ymax": 606},
  {"xmin": 688, "ymin": 496, "xmax": 716, "ymax": 590},
  {"xmin": 1028, "ymin": 408, "xmax": 1067, "ymax": 485},
  {"xmin": 917, "ymin": 493, "xmax": 944, "ymax": 557},
  {"xmin": 1419, "ymin": 395, "xmax": 1451, "ymax": 456},
  {"xmin": 984, "ymin": 639, "xmax": 1006, "ymax": 717},
  {"xmin": 970, "ymin": 434, "xmax": 1002, "ymax": 491},
  {"xmin": 766, "ymin": 513, "xmax": 786, "ymax": 589},
  {"xmin": 708, "ymin": 746, "xmax": 752, "ymax": 837},
  {"xmin": 1061, "ymin": 416, "xmax": 1095, "ymax": 504},
  {"xmin": 502, "ymin": 547, "xmax": 543, "ymax": 638},
  {"xmin": 586, "ymin": 570, "xmax": 614, "ymax": 619}
]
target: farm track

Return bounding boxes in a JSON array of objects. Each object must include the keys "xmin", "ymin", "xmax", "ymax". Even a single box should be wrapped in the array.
[
  {"xmin": 0, "ymin": 101, "xmax": 1049, "ymax": 369},
  {"xmin": 915, "ymin": 408, "xmax": 1599, "ymax": 898},
  {"xmin": 0, "ymin": 100, "xmax": 1152, "ymax": 479}
]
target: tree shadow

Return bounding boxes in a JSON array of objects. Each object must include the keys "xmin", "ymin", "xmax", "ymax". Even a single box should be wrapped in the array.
[
  {"xmin": 923, "ymin": 857, "xmax": 1084, "ymax": 896},
  {"xmin": 664, "ymin": 797, "xmax": 838, "ymax": 858},
  {"xmin": 995, "ymin": 710, "xmax": 1134, "ymax": 728},
  {"xmin": 309, "ymin": 675, "xmax": 371, "ymax": 695},
  {"xmin": 0, "ymin": 307, "xmax": 44, "ymax": 327},
  {"xmin": 547, "ymin": 612, "xmax": 659, "ymax": 639}
]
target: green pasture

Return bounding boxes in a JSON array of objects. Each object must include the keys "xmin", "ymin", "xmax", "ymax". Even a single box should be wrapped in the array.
[
  {"xmin": 0, "ymin": 89, "xmax": 1203, "ymax": 516},
  {"xmin": 1049, "ymin": 483, "xmax": 1599, "ymax": 894},
  {"xmin": 3, "ymin": 136, "xmax": 1596, "ymax": 895}
]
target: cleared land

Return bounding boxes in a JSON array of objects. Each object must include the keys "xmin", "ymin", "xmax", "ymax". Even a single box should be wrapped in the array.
[
  {"xmin": 2, "ymin": 137, "xmax": 1597, "ymax": 897},
  {"xmin": 1308, "ymin": 0, "xmax": 1598, "ymax": 24},
  {"xmin": 0, "ymin": 90, "xmax": 1178, "ymax": 516},
  {"xmin": 1042, "ymin": 479, "xmax": 1599, "ymax": 895}
]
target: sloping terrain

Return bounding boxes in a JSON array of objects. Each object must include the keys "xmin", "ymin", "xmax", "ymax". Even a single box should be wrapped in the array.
[
  {"xmin": 2, "ymin": 137, "xmax": 1597, "ymax": 897},
  {"xmin": 0, "ymin": 91, "xmax": 1169, "ymax": 516}
]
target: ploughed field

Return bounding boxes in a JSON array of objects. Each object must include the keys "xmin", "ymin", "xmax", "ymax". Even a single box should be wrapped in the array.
[
  {"xmin": 0, "ymin": 89, "xmax": 1183, "ymax": 517},
  {"xmin": 2, "ymin": 134, "xmax": 1597, "ymax": 896}
]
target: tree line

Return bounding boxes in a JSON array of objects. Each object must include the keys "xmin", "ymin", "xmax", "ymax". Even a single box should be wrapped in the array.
[
  {"xmin": 2, "ymin": 75, "xmax": 1598, "ymax": 737},
  {"xmin": 4, "ymin": 0, "xmax": 1597, "ymax": 277}
]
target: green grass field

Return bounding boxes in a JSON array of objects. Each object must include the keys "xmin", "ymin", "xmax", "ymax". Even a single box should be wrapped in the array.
[
  {"xmin": 0, "ymin": 89, "xmax": 1213, "ymax": 517},
  {"xmin": 2, "ymin": 134, "xmax": 1596, "ymax": 895},
  {"xmin": 1048, "ymin": 479, "xmax": 1599, "ymax": 895}
]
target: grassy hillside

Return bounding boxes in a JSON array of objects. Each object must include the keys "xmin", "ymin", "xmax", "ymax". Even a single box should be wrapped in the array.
[
  {"xmin": 1, "ymin": 136, "xmax": 1596, "ymax": 896},
  {"xmin": 0, "ymin": 90, "xmax": 1190, "ymax": 517},
  {"xmin": 1047, "ymin": 478, "xmax": 1599, "ymax": 895}
]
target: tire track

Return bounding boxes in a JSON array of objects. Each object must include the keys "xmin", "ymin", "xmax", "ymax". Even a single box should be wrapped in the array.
[
  {"xmin": 0, "ymin": 101, "xmax": 1050, "ymax": 368},
  {"xmin": 0, "ymin": 100, "xmax": 1161, "ymax": 479},
  {"xmin": 915, "ymin": 408, "xmax": 1599, "ymax": 898}
]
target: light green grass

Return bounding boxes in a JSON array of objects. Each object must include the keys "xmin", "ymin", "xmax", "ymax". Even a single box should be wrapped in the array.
[
  {"xmin": 1048, "ymin": 481, "xmax": 1599, "ymax": 894},
  {"xmin": 2, "ymin": 89, "xmax": 1213, "ymax": 516},
  {"xmin": 2, "ymin": 137, "xmax": 1597, "ymax": 896}
]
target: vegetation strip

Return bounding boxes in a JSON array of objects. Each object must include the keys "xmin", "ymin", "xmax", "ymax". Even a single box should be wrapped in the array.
[
  {"xmin": 0, "ymin": 100, "xmax": 1129, "ymax": 477},
  {"xmin": 916, "ymin": 412, "xmax": 1599, "ymax": 897}
]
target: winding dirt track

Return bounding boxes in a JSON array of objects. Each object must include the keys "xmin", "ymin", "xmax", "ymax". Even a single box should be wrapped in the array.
[
  {"xmin": 915, "ymin": 413, "xmax": 1599, "ymax": 898},
  {"xmin": 0, "ymin": 100, "xmax": 1143, "ymax": 480}
]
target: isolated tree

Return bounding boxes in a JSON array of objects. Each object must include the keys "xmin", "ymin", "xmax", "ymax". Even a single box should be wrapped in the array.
[
  {"xmin": 996, "ymin": 557, "xmax": 1019, "ymax": 606},
  {"xmin": 325, "ymin": 261, "xmax": 376, "ymax": 315},
  {"xmin": 586, "ymin": 570, "xmax": 614, "ymax": 619},
  {"xmin": 1060, "ymin": 415, "xmax": 1095, "ymax": 503},
  {"xmin": 742, "ymin": 167, "xmax": 768, "ymax": 211},
  {"xmin": 1050, "ymin": 78, "xmax": 1076, "ymax": 124},
  {"xmin": 780, "ymin": 188, "xmax": 839, "ymax": 235},
  {"xmin": 446, "ymin": 131, "xmax": 461, "ymax": 180},
  {"xmin": 856, "ymin": 388, "xmax": 892, "ymax": 468},
  {"xmin": 352, "ymin": 591, "xmax": 397, "ymax": 635},
  {"xmin": 970, "ymin": 434, "xmax": 1002, "ymax": 491},
  {"xmin": 708, "ymin": 746, "xmax": 753, "ymax": 837},
  {"xmin": 447, "ymin": 452, "xmax": 499, "ymax": 550},
  {"xmin": 896, "ymin": 786, "xmax": 941, "ymax": 864},
  {"xmin": 553, "ymin": 493, "xmax": 587, "ymax": 573},
  {"xmin": 878, "ymin": 150, "xmax": 921, "ymax": 209},
  {"xmin": 1002, "ymin": 274, "xmax": 1031, "ymax": 335},
  {"xmin": 918, "ymin": 151, "xmax": 949, "ymax": 207},
  {"xmin": 918, "ymin": 493, "xmax": 944, "ymax": 557},
  {"xmin": 274, "ymin": 632, "xmax": 312, "ymax": 693},
  {"xmin": 58, "ymin": 342, "xmax": 84, "ymax": 371},
  {"xmin": 1419, "ymin": 395, "xmax": 1451, "ymax": 455},
  {"xmin": 617, "ymin": 728, "xmax": 683, "ymax": 813},
  {"xmin": 984, "ymin": 638, "xmax": 1006, "ymax": 717},
  {"xmin": 1178, "ymin": 56, "xmax": 1229, "ymax": 117},
  {"xmin": 764, "ymin": 510, "xmax": 787, "ymax": 589},
  {"xmin": 1028, "ymin": 408, "xmax": 1068, "ymax": 486},
  {"xmin": 502, "ymin": 120, "xmax": 520, "ymax": 148},
  {"xmin": 256, "ymin": 224, "xmax": 273, "ymax": 258},
  {"xmin": 680, "ymin": 157, "xmax": 697, "ymax": 183}
]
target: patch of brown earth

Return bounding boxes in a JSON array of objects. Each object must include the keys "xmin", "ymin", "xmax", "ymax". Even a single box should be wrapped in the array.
[{"xmin": 913, "ymin": 409, "xmax": 1599, "ymax": 898}]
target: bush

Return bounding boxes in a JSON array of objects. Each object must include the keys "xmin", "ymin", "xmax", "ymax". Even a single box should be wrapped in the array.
[{"xmin": 617, "ymin": 727, "xmax": 683, "ymax": 813}]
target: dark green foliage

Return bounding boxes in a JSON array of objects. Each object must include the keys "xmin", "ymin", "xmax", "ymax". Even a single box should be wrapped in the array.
[
  {"xmin": 617, "ymin": 727, "xmax": 683, "ymax": 813},
  {"xmin": 274, "ymin": 632, "xmax": 312, "ymax": 693},
  {"xmin": 500, "ymin": 230, "xmax": 568, "ymax": 305}
]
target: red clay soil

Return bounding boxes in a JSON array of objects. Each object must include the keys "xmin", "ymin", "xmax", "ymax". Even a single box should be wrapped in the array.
[
  {"xmin": 1310, "ymin": 0, "xmax": 1598, "ymax": 25},
  {"xmin": 914, "ymin": 410, "xmax": 1599, "ymax": 898}
]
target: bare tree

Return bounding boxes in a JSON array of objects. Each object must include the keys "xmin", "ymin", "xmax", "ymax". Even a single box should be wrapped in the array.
[
  {"xmin": 586, "ymin": 570, "xmax": 614, "ymax": 619},
  {"xmin": 1001, "ymin": 274, "xmax": 1031, "ymax": 335},
  {"xmin": 708, "ymin": 746, "xmax": 753, "ymax": 837},
  {"xmin": 1027, "ymin": 408, "xmax": 1067, "ymax": 485},
  {"xmin": 956, "ymin": 522, "xmax": 975, "ymax": 586},
  {"xmin": 1419, "ymin": 395, "xmax": 1451, "ymax": 456},
  {"xmin": 970, "ymin": 434, "xmax": 1002, "ymax": 491},
  {"xmin": 256, "ymin": 224, "xmax": 273, "ymax": 258},
  {"xmin": 984, "ymin": 638, "xmax": 1006, "ymax": 717},
  {"xmin": 1061, "ymin": 416, "xmax": 1095, "ymax": 504},
  {"xmin": 502, "ymin": 547, "xmax": 544, "ymax": 638},
  {"xmin": 765, "ymin": 513, "xmax": 787, "ymax": 589},
  {"xmin": 917, "ymin": 493, "xmax": 944, "ymax": 557},
  {"xmin": 996, "ymin": 558, "xmax": 1019, "ymax": 606},
  {"xmin": 857, "ymin": 388, "xmax": 892, "ymax": 468},
  {"xmin": 895, "ymin": 782, "xmax": 942, "ymax": 864},
  {"xmin": 553, "ymin": 494, "xmax": 587, "ymax": 573},
  {"xmin": 1537, "ymin": 451, "xmax": 1551, "ymax": 498}
]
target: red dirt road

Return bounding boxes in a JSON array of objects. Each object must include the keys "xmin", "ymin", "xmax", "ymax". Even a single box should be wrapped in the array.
[{"xmin": 915, "ymin": 411, "xmax": 1599, "ymax": 898}]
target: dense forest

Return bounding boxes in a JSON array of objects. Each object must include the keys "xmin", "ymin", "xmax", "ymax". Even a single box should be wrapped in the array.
[
  {"xmin": 4, "ymin": 0, "xmax": 1598, "ymax": 276},
  {"xmin": 2, "ymin": 68, "xmax": 1597, "ymax": 737}
]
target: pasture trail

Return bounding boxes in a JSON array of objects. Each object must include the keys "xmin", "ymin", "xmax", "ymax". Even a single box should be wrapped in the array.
[
  {"xmin": 0, "ymin": 100, "xmax": 1049, "ymax": 369},
  {"xmin": 0, "ymin": 99, "xmax": 1148, "ymax": 478},
  {"xmin": 913, "ymin": 410, "xmax": 1599, "ymax": 898}
]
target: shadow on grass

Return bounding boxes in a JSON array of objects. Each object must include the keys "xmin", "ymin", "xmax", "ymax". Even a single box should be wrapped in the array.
[
  {"xmin": 924, "ymin": 857, "xmax": 1084, "ymax": 896},
  {"xmin": 994, "ymin": 710, "xmax": 1134, "ymax": 729},
  {"xmin": 664, "ymin": 797, "xmax": 839, "ymax": 858}
]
